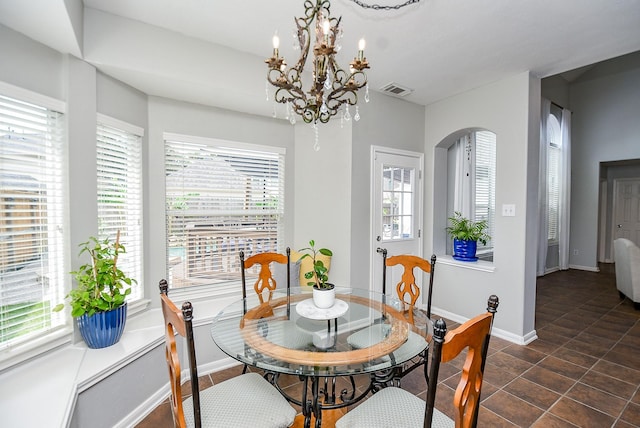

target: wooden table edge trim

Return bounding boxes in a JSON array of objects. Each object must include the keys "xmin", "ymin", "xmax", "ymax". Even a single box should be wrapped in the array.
[{"xmin": 240, "ymin": 293, "xmax": 422, "ymax": 367}]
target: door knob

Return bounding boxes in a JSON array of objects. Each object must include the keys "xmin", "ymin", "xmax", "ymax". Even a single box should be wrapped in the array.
[{"xmin": 617, "ymin": 224, "xmax": 622, "ymax": 228}]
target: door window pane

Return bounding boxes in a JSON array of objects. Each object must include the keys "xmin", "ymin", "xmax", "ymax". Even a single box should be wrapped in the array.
[{"xmin": 382, "ymin": 166, "xmax": 414, "ymax": 241}]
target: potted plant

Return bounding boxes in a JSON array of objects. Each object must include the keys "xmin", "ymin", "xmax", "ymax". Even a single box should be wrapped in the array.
[
  {"xmin": 54, "ymin": 231, "xmax": 135, "ymax": 348},
  {"xmin": 445, "ymin": 211, "xmax": 491, "ymax": 261},
  {"xmin": 298, "ymin": 240, "xmax": 334, "ymax": 308}
]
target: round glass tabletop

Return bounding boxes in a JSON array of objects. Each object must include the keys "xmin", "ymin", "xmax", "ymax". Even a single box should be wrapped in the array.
[{"xmin": 211, "ymin": 286, "xmax": 431, "ymax": 377}]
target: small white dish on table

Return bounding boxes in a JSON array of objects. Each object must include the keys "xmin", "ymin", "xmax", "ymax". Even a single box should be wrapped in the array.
[{"xmin": 296, "ymin": 299, "xmax": 349, "ymax": 320}]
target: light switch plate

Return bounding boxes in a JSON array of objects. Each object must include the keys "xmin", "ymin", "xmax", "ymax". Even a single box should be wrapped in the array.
[{"xmin": 502, "ymin": 204, "xmax": 516, "ymax": 216}]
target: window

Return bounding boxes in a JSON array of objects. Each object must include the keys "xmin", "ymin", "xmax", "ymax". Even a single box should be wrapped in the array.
[
  {"xmin": 474, "ymin": 130, "xmax": 496, "ymax": 251},
  {"xmin": 448, "ymin": 130, "xmax": 496, "ymax": 256},
  {"xmin": 0, "ymin": 89, "xmax": 67, "ymax": 350},
  {"xmin": 382, "ymin": 166, "xmax": 415, "ymax": 240},
  {"xmin": 546, "ymin": 114, "xmax": 561, "ymax": 242},
  {"xmin": 96, "ymin": 115, "xmax": 144, "ymax": 301},
  {"xmin": 165, "ymin": 135, "xmax": 285, "ymax": 290}
]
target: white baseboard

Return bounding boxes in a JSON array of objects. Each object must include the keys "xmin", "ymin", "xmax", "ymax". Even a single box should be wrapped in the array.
[
  {"xmin": 430, "ymin": 306, "xmax": 529, "ymax": 345},
  {"xmin": 521, "ymin": 329, "xmax": 538, "ymax": 345},
  {"xmin": 568, "ymin": 264, "xmax": 600, "ymax": 272}
]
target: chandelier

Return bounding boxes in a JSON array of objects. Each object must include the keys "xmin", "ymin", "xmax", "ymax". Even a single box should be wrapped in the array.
[{"xmin": 265, "ymin": 0, "xmax": 370, "ymax": 125}]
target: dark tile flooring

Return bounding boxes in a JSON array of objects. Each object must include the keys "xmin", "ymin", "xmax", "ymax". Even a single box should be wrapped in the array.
[{"xmin": 138, "ymin": 264, "xmax": 640, "ymax": 427}]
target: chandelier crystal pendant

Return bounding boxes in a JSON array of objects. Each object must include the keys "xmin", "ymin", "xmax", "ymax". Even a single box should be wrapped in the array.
[{"xmin": 265, "ymin": 0, "xmax": 370, "ymax": 125}]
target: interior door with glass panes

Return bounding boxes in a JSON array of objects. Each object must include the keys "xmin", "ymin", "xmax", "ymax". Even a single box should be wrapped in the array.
[{"xmin": 371, "ymin": 147, "xmax": 423, "ymax": 294}]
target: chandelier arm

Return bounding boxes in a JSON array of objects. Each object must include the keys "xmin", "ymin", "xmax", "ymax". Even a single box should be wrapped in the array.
[
  {"xmin": 328, "ymin": 58, "xmax": 344, "ymax": 82},
  {"xmin": 294, "ymin": 17, "xmax": 311, "ymax": 71},
  {"xmin": 267, "ymin": 68, "xmax": 309, "ymax": 110},
  {"xmin": 294, "ymin": 103, "xmax": 318, "ymax": 123},
  {"xmin": 327, "ymin": 88, "xmax": 358, "ymax": 107}
]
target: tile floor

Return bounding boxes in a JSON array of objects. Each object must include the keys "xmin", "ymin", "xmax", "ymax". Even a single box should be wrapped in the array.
[{"xmin": 137, "ymin": 264, "xmax": 640, "ymax": 427}]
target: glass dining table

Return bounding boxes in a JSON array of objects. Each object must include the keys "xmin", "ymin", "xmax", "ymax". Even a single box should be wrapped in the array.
[{"xmin": 210, "ymin": 286, "xmax": 432, "ymax": 428}]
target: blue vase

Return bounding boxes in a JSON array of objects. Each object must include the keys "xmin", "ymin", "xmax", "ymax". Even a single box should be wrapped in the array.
[
  {"xmin": 453, "ymin": 239, "xmax": 478, "ymax": 262},
  {"xmin": 77, "ymin": 303, "xmax": 128, "ymax": 349}
]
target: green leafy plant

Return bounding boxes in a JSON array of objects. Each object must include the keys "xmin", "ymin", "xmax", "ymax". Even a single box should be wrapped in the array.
[
  {"xmin": 445, "ymin": 211, "xmax": 491, "ymax": 245},
  {"xmin": 298, "ymin": 240, "xmax": 333, "ymax": 289},
  {"xmin": 53, "ymin": 232, "xmax": 135, "ymax": 318}
]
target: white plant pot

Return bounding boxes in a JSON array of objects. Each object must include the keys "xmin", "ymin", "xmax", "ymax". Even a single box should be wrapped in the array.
[{"xmin": 312, "ymin": 285, "xmax": 336, "ymax": 309}]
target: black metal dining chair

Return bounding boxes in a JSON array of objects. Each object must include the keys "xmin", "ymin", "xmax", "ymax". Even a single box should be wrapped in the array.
[
  {"xmin": 159, "ymin": 279, "xmax": 297, "ymax": 428},
  {"xmin": 336, "ymin": 295, "xmax": 499, "ymax": 428}
]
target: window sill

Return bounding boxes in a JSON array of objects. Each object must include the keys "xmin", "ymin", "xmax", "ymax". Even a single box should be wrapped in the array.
[
  {"xmin": 0, "ymin": 298, "xmax": 152, "ymax": 372},
  {"xmin": 436, "ymin": 255, "xmax": 496, "ymax": 272},
  {"xmin": 0, "ymin": 294, "xmax": 233, "ymax": 427},
  {"xmin": 0, "ymin": 308, "xmax": 165, "ymax": 427}
]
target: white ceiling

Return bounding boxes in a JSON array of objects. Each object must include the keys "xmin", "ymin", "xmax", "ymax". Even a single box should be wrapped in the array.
[{"xmin": 1, "ymin": 0, "xmax": 640, "ymax": 118}]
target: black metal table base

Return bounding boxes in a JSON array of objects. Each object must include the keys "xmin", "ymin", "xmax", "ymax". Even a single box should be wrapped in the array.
[{"xmin": 266, "ymin": 371, "xmax": 374, "ymax": 428}]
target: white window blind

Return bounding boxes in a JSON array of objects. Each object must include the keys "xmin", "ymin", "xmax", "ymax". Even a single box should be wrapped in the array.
[
  {"xmin": 0, "ymin": 92, "xmax": 67, "ymax": 349},
  {"xmin": 474, "ymin": 130, "xmax": 496, "ymax": 251},
  {"xmin": 165, "ymin": 137, "xmax": 285, "ymax": 289},
  {"xmin": 97, "ymin": 117, "xmax": 144, "ymax": 301}
]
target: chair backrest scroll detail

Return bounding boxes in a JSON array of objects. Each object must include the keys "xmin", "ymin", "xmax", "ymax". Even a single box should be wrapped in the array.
[
  {"xmin": 240, "ymin": 248, "xmax": 290, "ymax": 305},
  {"xmin": 381, "ymin": 253, "xmax": 437, "ymax": 324}
]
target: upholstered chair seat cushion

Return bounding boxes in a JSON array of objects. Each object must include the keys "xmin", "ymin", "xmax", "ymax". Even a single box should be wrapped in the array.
[
  {"xmin": 335, "ymin": 387, "xmax": 453, "ymax": 428},
  {"xmin": 183, "ymin": 372, "xmax": 297, "ymax": 428}
]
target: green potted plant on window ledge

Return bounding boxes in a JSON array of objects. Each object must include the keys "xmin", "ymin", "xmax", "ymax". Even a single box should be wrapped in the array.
[
  {"xmin": 54, "ymin": 231, "xmax": 135, "ymax": 348},
  {"xmin": 445, "ymin": 211, "xmax": 491, "ymax": 262},
  {"xmin": 298, "ymin": 240, "xmax": 334, "ymax": 308}
]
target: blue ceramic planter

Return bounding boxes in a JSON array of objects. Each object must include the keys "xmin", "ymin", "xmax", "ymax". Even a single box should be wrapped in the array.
[
  {"xmin": 453, "ymin": 239, "xmax": 478, "ymax": 262},
  {"xmin": 77, "ymin": 303, "xmax": 128, "ymax": 349}
]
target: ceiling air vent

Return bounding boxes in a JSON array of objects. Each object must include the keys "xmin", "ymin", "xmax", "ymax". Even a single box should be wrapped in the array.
[{"xmin": 380, "ymin": 82, "xmax": 413, "ymax": 98}]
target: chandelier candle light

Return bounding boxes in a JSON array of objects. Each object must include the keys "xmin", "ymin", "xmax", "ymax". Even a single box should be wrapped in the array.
[{"xmin": 266, "ymin": 0, "xmax": 370, "ymax": 126}]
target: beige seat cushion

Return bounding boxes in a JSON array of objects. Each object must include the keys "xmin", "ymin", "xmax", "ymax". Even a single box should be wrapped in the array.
[
  {"xmin": 335, "ymin": 386, "xmax": 453, "ymax": 428},
  {"xmin": 183, "ymin": 372, "xmax": 297, "ymax": 428}
]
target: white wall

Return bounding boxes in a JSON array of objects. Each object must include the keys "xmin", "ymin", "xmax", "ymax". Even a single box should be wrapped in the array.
[
  {"xmin": 293, "ymin": 121, "xmax": 352, "ymax": 286},
  {"xmin": 146, "ymin": 97, "xmax": 296, "ymax": 309},
  {"xmin": 350, "ymin": 92, "xmax": 426, "ymax": 289},
  {"xmin": 0, "ymin": 24, "xmax": 171, "ymax": 426},
  {"xmin": 83, "ymin": 8, "xmax": 269, "ymax": 118},
  {"xmin": 97, "ymin": 73, "xmax": 148, "ymax": 126},
  {"xmin": 424, "ymin": 72, "xmax": 539, "ymax": 342},
  {"xmin": 542, "ymin": 75, "xmax": 570, "ymax": 108},
  {"xmin": 291, "ymin": 93, "xmax": 426, "ymax": 290},
  {"xmin": 0, "ymin": 24, "xmax": 64, "ymax": 100},
  {"xmin": 569, "ymin": 52, "xmax": 640, "ymax": 269}
]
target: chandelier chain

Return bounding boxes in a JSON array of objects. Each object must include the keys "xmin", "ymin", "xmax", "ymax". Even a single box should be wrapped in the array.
[{"xmin": 347, "ymin": 0, "xmax": 420, "ymax": 10}]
